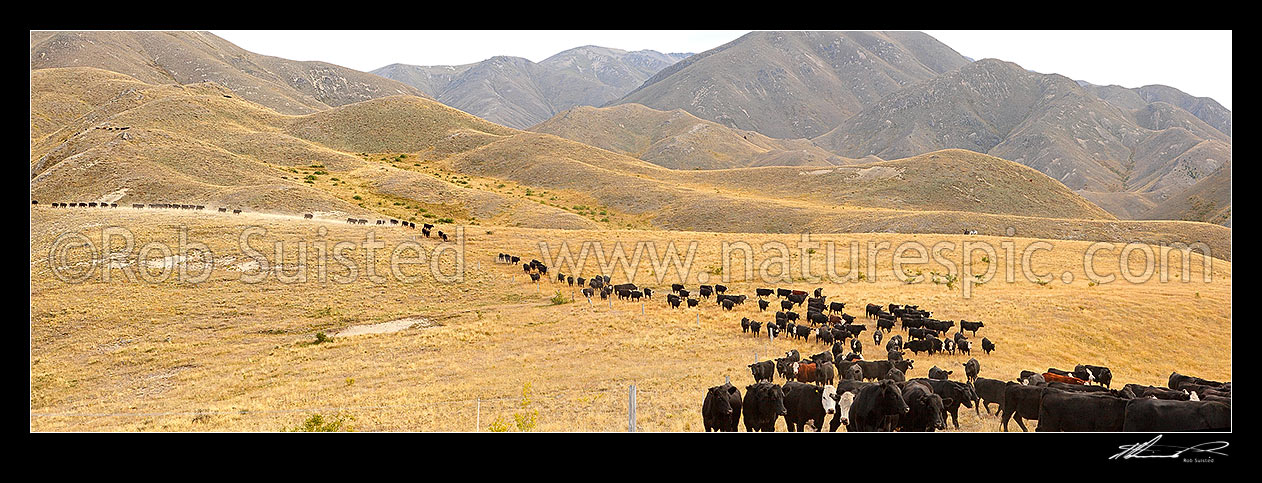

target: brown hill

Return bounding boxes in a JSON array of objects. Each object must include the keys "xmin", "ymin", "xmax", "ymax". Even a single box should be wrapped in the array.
[
  {"xmin": 528, "ymin": 103, "xmax": 850, "ymax": 169},
  {"xmin": 612, "ymin": 31, "xmax": 971, "ymax": 139},
  {"xmin": 30, "ymin": 31, "xmax": 424, "ymax": 116}
]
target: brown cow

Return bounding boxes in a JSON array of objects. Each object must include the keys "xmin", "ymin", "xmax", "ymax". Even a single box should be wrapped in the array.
[
  {"xmin": 1042, "ymin": 372, "xmax": 1086, "ymax": 385},
  {"xmin": 795, "ymin": 362, "xmax": 818, "ymax": 384}
]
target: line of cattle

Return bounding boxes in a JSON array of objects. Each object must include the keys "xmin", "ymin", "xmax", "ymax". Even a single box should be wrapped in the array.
[
  {"xmin": 705, "ymin": 365, "xmax": 1230, "ymax": 432},
  {"xmin": 36, "ymin": 200, "xmax": 452, "ymax": 240},
  {"xmin": 493, "ymin": 252, "xmax": 1231, "ymax": 432},
  {"xmin": 43, "ymin": 200, "xmax": 247, "ymax": 214}
]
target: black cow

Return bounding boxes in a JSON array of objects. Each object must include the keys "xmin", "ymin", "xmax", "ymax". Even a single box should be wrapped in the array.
[
  {"xmin": 1036, "ymin": 390, "xmax": 1130, "ymax": 432},
  {"xmin": 960, "ymin": 320, "xmax": 984, "ymax": 336},
  {"xmin": 885, "ymin": 367, "xmax": 906, "ymax": 382},
  {"xmin": 929, "ymin": 366, "xmax": 952, "ymax": 380},
  {"xmin": 722, "ymin": 299, "xmax": 735, "ymax": 311},
  {"xmin": 846, "ymin": 380, "xmax": 909, "ymax": 432},
  {"xmin": 749, "ymin": 360, "xmax": 775, "ymax": 383},
  {"xmin": 1073, "ymin": 364, "xmax": 1113, "ymax": 388},
  {"xmin": 872, "ymin": 329, "xmax": 883, "ymax": 347},
  {"xmin": 876, "ymin": 317, "xmax": 895, "ymax": 333},
  {"xmin": 958, "ymin": 339, "xmax": 972, "ymax": 356},
  {"xmin": 794, "ymin": 325, "xmax": 812, "ymax": 341},
  {"xmin": 699, "ymin": 286, "xmax": 713, "ymax": 299},
  {"xmin": 974, "ymin": 377, "xmax": 1008, "ymax": 415},
  {"xmin": 667, "ymin": 295, "xmax": 682, "ymax": 309},
  {"xmin": 1001, "ymin": 382, "xmax": 1046, "ymax": 432},
  {"xmin": 715, "ymin": 284, "xmax": 727, "ymax": 294},
  {"xmin": 856, "ymin": 359, "xmax": 914, "ymax": 381},
  {"xmin": 829, "ymin": 302, "xmax": 846, "ymax": 314},
  {"xmin": 743, "ymin": 382, "xmax": 788, "ymax": 432},
  {"xmin": 1121, "ymin": 399, "xmax": 1230, "ymax": 432},
  {"xmin": 900, "ymin": 382, "xmax": 949, "ymax": 432},
  {"xmin": 807, "ymin": 311, "xmax": 828, "ymax": 326},
  {"xmin": 687, "ymin": 298, "xmax": 700, "ymax": 308},
  {"xmin": 642, "ymin": 288, "xmax": 653, "ymax": 299},
  {"xmin": 913, "ymin": 378, "xmax": 977, "ymax": 429},
  {"xmin": 963, "ymin": 358, "xmax": 980, "ymax": 382},
  {"xmin": 702, "ymin": 383, "xmax": 743, "ymax": 432},
  {"xmin": 844, "ymin": 363, "xmax": 863, "ymax": 381},
  {"xmin": 885, "ymin": 334, "xmax": 904, "ymax": 352},
  {"xmin": 905, "ymin": 339, "xmax": 931, "ymax": 355},
  {"xmin": 781, "ymin": 300, "xmax": 795, "ymax": 312},
  {"xmin": 749, "ymin": 321, "xmax": 762, "ymax": 336},
  {"xmin": 782, "ymin": 382, "xmax": 835, "ymax": 432},
  {"xmin": 981, "ymin": 337, "xmax": 996, "ymax": 355},
  {"xmin": 756, "ymin": 288, "xmax": 774, "ymax": 299},
  {"xmin": 1125, "ymin": 384, "xmax": 1195, "ymax": 401},
  {"xmin": 758, "ymin": 299, "xmax": 770, "ymax": 312},
  {"xmin": 1168, "ymin": 372, "xmax": 1226, "ymax": 391}
]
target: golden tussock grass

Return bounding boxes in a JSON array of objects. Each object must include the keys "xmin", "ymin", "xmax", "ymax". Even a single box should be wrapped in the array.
[{"xmin": 30, "ymin": 208, "xmax": 1229, "ymax": 432}]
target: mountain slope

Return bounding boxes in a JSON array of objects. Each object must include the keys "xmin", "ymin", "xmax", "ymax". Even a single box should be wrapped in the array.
[
  {"xmin": 372, "ymin": 47, "xmax": 690, "ymax": 129},
  {"xmin": 814, "ymin": 59, "xmax": 1231, "ymax": 225},
  {"xmin": 611, "ymin": 31, "xmax": 971, "ymax": 139},
  {"xmin": 1086, "ymin": 83, "xmax": 1231, "ymax": 138},
  {"xmin": 30, "ymin": 31, "xmax": 425, "ymax": 116},
  {"xmin": 528, "ymin": 103, "xmax": 851, "ymax": 169}
]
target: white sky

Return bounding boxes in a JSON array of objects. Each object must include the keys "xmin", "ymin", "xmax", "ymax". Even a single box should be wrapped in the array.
[{"xmin": 213, "ymin": 30, "xmax": 1231, "ymax": 110}]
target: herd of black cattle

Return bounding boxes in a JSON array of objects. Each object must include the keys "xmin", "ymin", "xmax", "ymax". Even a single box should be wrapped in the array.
[
  {"xmin": 36, "ymin": 200, "xmax": 453, "ymax": 241},
  {"xmin": 498, "ymin": 251, "xmax": 1231, "ymax": 433}
]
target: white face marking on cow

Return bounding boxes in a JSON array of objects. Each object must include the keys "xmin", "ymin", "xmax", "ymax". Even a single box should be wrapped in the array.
[
  {"xmin": 1085, "ymin": 368, "xmax": 1095, "ymax": 381},
  {"xmin": 837, "ymin": 391, "xmax": 855, "ymax": 423},
  {"xmin": 822, "ymin": 385, "xmax": 838, "ymax": 414},
  {"xmin": 1189, "ymin": 391, "xmax": 1200, "ymax": 401}
]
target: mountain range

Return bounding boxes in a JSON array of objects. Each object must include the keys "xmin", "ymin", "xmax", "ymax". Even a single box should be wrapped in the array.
[
  {"xmin": 372, "ymin": 46, "xmax": 690, "ymax": 129},
  {"xmin": 29, "ymin": 30, "xmax": 1230, "ymax": 229}
]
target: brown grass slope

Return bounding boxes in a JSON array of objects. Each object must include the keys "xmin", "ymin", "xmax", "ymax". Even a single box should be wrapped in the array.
[
  {"xmin": 613, "ymin": 31, "xmax": 971, "ymax": 139},
  {"xmin": 529, "ymin": 103, "xmax": 851, "ymax": 169},
  {"xmin": 31, "ymin": 31, "xmax": 424, "ymax": 116},
  {"xmin": 29, "ymin": 68, "xmax": 588, "ymax": 228},
  {"xmin": 29, "ymin": 209, "xmax": 1231, "ymax": 431},
  {"xmin": 672, "ymin": 149, "xmax": 1116, "ymax": 220}
]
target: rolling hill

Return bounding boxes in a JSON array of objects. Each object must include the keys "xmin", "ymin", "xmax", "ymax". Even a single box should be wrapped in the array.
[
  {"xmin": 528, "ymin": 103, "xmax": 852, "ymax": 169},
  {"xmin": 30, "ymin": 31, "xmax": 425, "ymax": 116},
  {"xmin": 373, "ymin": 46, "xmax": 690, "ymax": 129},
  {"xmin": 610, "ymin": 31, "xmax": 972, "ymax": 139},
  {"xmin": 31, "ymin": 58, "xmax": 1231, "ymax": 259}
]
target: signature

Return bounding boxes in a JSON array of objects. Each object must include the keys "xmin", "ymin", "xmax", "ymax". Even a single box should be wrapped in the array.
[{"xmin": 1110, "ymin": 435, "xmax": 1229, "ymax": 460}]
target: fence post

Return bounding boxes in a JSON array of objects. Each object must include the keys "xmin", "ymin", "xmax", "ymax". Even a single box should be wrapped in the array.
[
  {"xmin": 628, "ymin": 384, "xmax": 637, "ymax": 432},
  {"xmin": 476, "ymin": 397, "xmax": 481, "ymax": 432}
]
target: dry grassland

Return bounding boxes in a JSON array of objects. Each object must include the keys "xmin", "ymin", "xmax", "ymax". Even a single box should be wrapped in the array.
[{"xmin": 30, "ymin": 208, "xmax": 1230, "ymax": 432}]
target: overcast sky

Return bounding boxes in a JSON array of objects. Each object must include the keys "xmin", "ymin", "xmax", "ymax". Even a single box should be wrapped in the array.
[{"xmin": 213, "ymin": 30, "xmax": 1231, "ymax": 109}]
